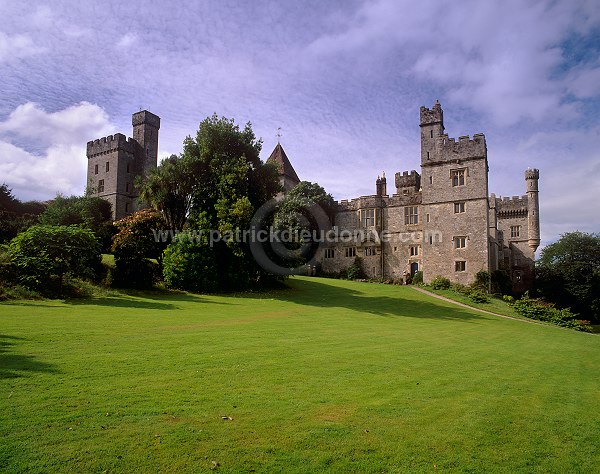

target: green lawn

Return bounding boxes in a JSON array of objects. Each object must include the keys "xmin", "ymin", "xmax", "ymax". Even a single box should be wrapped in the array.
[{"xmin": 1, "ymin": 277, "xmax": 599, "ymax": 473}]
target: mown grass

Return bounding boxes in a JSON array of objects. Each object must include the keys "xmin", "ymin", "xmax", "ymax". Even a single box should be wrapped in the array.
[{"xmin": 1, "ymin": 277, "xmax": 599, "ymax": 473}]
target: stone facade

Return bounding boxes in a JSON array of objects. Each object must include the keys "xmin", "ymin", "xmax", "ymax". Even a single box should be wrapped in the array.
[
  {"xmin": 291, "ymin": 101, "xmax": 540, "ymax": 291},
  {"xmin": 86, "ymin": 110, "xmax": 160, "ymax": 220}
]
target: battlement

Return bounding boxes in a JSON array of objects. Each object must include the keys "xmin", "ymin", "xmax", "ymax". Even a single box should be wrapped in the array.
[
  {"xmin": 432, "ymin": 132, "xmax": 487, "ymax": 161},
  {"xmin": 86, "ymin": 133, "xmax": 138, "ymax": 158},
  {"xmin": 420, "ymin": 100, "xmax": 443, "ymax": 127},
  {"xmin": 395, "ymin": 170, "xmax": 421, "ymax": 190},
  {"xmin": 132, "ymin": 110, "xmax": 160, "ymax": 129},
  {"xmin": 495, "ymin": 194, "xmax": 529, "ymax": 218},
  {"xmin": 525, "ymin": 168, "xmax": 539, "ymax": 180}
]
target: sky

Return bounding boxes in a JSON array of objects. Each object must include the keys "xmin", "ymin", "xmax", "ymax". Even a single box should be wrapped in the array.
[{"xmin": 0, "ymin": 0, "xmax": 599, "ymax": 246}]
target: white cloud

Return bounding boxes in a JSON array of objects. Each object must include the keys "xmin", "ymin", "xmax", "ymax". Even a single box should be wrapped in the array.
[
  {"xmin": 117, "ymin": 33, "xmax": 138, "ymax": 49},
  {"xmin": 306, "ymin": 0, "xmax": 600, "ymax": 126},
  {"xmin": 0, "ymin": 102, "xmax": 115, "ymax": 201},
  {"xmin": 0, "ymin": 31, "xmax": 43, "ymax": 62}
]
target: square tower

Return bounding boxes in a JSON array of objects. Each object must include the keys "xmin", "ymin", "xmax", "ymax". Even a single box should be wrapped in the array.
[{"xmin": 86, "ymin": 110, "xmax": 160, "ymax": 220}]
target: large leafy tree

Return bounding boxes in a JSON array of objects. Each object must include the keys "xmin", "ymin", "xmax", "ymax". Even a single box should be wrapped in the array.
[
  {"xmin": 163, "ymin": 114, "xmax": 281, "ymax": 291},
  {"xmin": 536, "ymin": 231, "xmax": 600, "ymax": 322}
]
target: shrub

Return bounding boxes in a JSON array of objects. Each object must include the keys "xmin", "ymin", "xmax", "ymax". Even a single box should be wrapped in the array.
[
  {"xmin": 163, "ymin": 240, "xmax": 219, "ymax": 293},
  {"xmin": 491, "ymin": 269, "xmax": 512, "ymax": 295},
  {"xmin": 412, "ymin": 270, "xmax": 423, "ymax": 285},
  {"xmin": 430, "ymin": 276, "xmax": 451, "ymax": 290},
  {"xmin": 111, "ymin": 210, "xmax": 167, "ymax": 289},
  {"xmin": 346, "ymin": 257, "xmax": 365, "ymax": 280},
  {"xmin": 8, "ymin": 225, "xmax": 101, "ymax": 294},
  {"xmin": 472, "ymin": 270, "xmax": 490, "ymax": 292},
  {"xmin": 503, "ymin": 295, "xmax": 515, "ymax": 304},
  {"xmin": 468, "ymin": 289, "xmax": 489, "ymax": 304},
  {"xmin": 451, "ymin": 283, "xmax": 471, "ymax": 295},
  {"xmin": 512, "ymin": 292, "xmax": 591, "ymax": 332}
]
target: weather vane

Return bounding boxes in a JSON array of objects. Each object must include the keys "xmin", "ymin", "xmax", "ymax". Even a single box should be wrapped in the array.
[{"xmin": 276, "ymin": 127, "xmax": 282, "ymax": 144}]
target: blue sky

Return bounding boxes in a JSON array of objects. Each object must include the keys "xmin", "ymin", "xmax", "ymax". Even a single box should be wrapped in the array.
[{"xmin": 0, "ymin": 0, "xmax": 598, "ymax": 246}]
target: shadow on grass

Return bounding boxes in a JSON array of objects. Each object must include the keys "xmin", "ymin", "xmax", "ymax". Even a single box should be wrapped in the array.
[
  {"xmin": 0, "ymin": 334, "xmax": 58, "ymax": 379},
  {"xmin": 275, "ymin": 277, "xmax": 493, "ymax": 323}
]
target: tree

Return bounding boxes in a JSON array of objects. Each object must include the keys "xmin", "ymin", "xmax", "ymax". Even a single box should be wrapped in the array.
[
  {"xmin": 136, "ymin": 154, "xmax": 196, "ymax": 231},
  {"xmin": 271, "ymin": 181, "xmax": 334, "ymax": 268},
  {"xmin": 110, "ymin": 210, "xmax": 167, "ymax": 288},
  {"xmin": 39, "ymin": 194, "xmax": 114, "ymax": 250},
  {"xmin": 8, "ymin": 225, "xmax": 101, "ymax": 293},
  {"xmin": 536, "ymin": 231, "xmax": 600, "ymax": 322},
  {"xmin": 162, "ymin": 114, "xmax": 280, "ymax": 291},
  {"xmin": 0, "ymin": 184, "xmax": 46, "ymax": 243}
]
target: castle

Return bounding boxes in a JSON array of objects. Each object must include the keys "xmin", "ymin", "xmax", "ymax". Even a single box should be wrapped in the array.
[
  {"xmin": 265, "ymin": 101, "xmax": 540, "ymax": 292},
  {"xmin": 86, "ymin": 102, "xmax": 540, "ymax": 291}
]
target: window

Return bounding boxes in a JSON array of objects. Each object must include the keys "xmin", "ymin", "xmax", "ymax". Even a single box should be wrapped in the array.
[
  {"xmin": 426, "ymin": 213, "xmax": 430, "ymax": 223},
  {"xmin": 429, "ymin": 175, "xmax": 433, "ymax": 184},
  {"xmin": 98, "ymin": 179, "xmax": 104, "ymax": 193},
  {"xmin": 426, "ymin": 151, "xmax": 430, "ymax": 159},
  {"xmin": 429, "ymin": 235, "xmax": 433, "ymax": 245},
  {"xmin": 94, "ymin": 164, "xmax": 98, "ymax": 175},
  {"xmin": 361, "ymin": 208, "xmax": 375, "ymax": 227},
  {"xmin": 126, "ymin": 182, "xmax": 130, "ymax": 193},
  {"xmin": 365, "ymin": 247, "xmax": 376, "ymax": 256},
  {"xmin": 402, "ymin": 189, "xmax": 409, "ymax": 196},
  {"xmin": 410, "ymin": 245, "xmax": 420, "ymax": 257},
  {"xmin": 430, "ymin": 129, "xmax": 433, "ymax": 138},
  {"xmin": 105, "ymin": 162, "xmax": 110, "ymax": 172},
  {"xmin": 455, "ymin": 261, "xmax": 466, "ymax": 272},
  {"xmin": 345, "ymin": 247, "xmax": 356, "ymax": 258},
  {"xmin": 125, "ymin": 202, "xmax": 130, "ymax": 213},
  {"xmin": 451, "ymin": 169, "xmax": 465, "ymax": 186},
  {"xmin": 127, "ymin": 163, "xmax": 131, "ymax": 173},
  {"xmin": 510, "ymin": 226, "xmax": 521, "ymax": 238},
  {"xmin": 325, "ymin": 248, "xmax": 334, "ymax": 259},
  {"xmin": 514, "ymin": 270, "xmax": 522, "ymax": 282},
  {"xmin": 454, "ymin": 202, "xmax": 466, "ymax": 213},
  {"xmin": 404, "ymin": 206, "xmax": 418, "ymax": 225},
  {"xmin": 454, "ymin": 236, "xmax": 466, "ymax": 249}
]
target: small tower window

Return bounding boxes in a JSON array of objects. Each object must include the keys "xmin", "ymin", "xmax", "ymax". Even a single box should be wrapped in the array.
[
  {"xmin": 455, "ymin": 261, "xmax": 466, "ymax": 272},
  {"xmin": 126, "ymin": 182, "xmax": 131, "ymax": 193},
  {"xmin": 430, "ymin": 130, "xmax": 433, "ymax": 138},
  {"xmin": 105, "ymin": 162, "xmax": 110, "ymax": 172},
  {"xmin": 98, "ymin": 179, "xmax": 104, "ymax": 193},
  {"xmin": 94, "ymin": 164, "xmax": 98, "ymax": 175},
  {"xmin": 454, "ymin": 202, "xmax": 466, "ymax": 213},
  {"xmin": 426, "ymin": 151, "xmax": 430, "ymax": 159},
  {"xmin": 429, "ymin": 176, "xmax": 433, "ymax": 184},
  {"xmin": 510, "ymin": 226, "xmax": 521, "ymax": 238},
  {"xmin": 125, "ymin": 202, "xmax": 130, "ymax": 213}
]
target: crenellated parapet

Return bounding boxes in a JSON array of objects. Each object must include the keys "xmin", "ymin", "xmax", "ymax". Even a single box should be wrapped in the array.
[
  {"xmin": 420, "ymin": 101, "xmax": 443, "ymax": 126},
  {"xmin": 395, "ymin": 170, "xmax": 421, "ymax": 191},
  {"xmin": 436, "ymin": 132, "xmax": 486, "ymax": 161},
  {"xmin": 86, "ymin": 133, "xmax": 138, "ymax": 158},
  {"xmin": 496, "ymin": 195, "xmax": 529, "ymax": 219}
]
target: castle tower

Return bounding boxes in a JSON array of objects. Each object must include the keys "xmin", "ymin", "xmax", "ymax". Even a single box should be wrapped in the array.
[
  {"xmin": 86, "ymin": 110, "xmax": 160, "ymax": 220},
  {"xmin": 376, "ymin": 172, "xmax": 387, "ymax": 196},
  {"xmin": 419, "ymin": 99, "xmax": 445, "ymax": 163},
  {"xmin": 132, "ymin": 110, "xmax": 160, "ymax": 177},
  {"xmin": 525, "ymin": 168, "xmax": 540, "ymax": 251}
]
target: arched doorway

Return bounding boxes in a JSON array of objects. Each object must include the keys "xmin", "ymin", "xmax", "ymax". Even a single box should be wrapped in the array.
[{"xmin": 410, "ymin": 262, "xmax": 419, "ymax": 276}]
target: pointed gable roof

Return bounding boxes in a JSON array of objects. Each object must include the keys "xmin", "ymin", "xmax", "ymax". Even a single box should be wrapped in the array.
[{"xmin": 267, "ymin": 143, "xmax": 300, "ymax": 184}]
